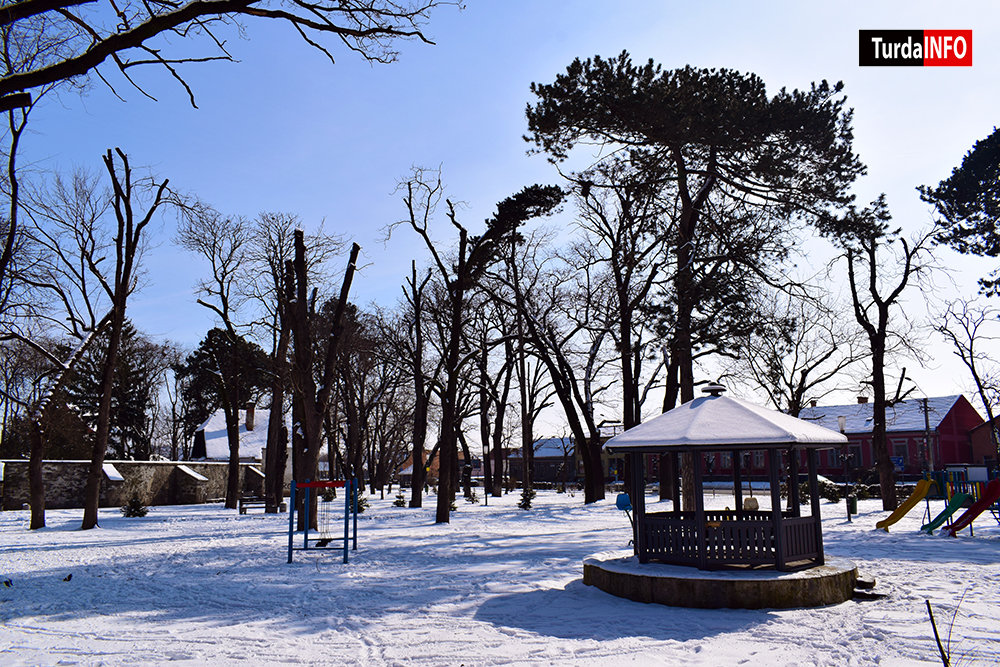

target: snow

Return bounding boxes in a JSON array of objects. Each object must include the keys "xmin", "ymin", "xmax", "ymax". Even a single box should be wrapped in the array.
[
  {"xmin": 604, "ymin": 394, "xmax": 847, "ymax": 450},
  {"xmin": 102, "ymin": 463, "xmax": 125, "ymax": 482},
  {"xmin": 196, "ymin": 409, "xmax": 285, "ymax": 460},
  {"xmin": 2, "ymin": 490, "xmax": 999, "ymax": 666}
]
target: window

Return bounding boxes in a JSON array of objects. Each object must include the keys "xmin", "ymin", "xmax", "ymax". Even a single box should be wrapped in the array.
[
  {"xmin": 753, "ymin": 451, "xmax": 765, "ymax": 469},
  {"xmin": 893, "ymin": 440, "xmax": 909, "ymax": 465},
  {"xmin": 721, "ymin": 452, "xmax": 732, "ymax": 469}
]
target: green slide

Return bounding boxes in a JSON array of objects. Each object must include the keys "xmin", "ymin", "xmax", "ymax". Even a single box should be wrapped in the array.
[
  {"xmin": 876, "ymin": 479, "xmax": 933, "ymax": 532},
  {"xmin": 920, "ymin": 493, "xmax": 971, "ymax": 534}
]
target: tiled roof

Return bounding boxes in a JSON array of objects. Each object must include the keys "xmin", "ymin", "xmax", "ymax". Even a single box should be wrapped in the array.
[{"xmin": 796, "ymin": 396, "xmax": 966, "ymax": 435}]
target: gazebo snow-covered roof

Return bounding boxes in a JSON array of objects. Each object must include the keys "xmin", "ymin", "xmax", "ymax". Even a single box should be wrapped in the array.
[
  {"xmin": 605, "ymin": 392, "xmax": 847, "ymax": 452},
  {"xmin": 604, "ymin": 384, "xmax": 846, "ymax": 571}
]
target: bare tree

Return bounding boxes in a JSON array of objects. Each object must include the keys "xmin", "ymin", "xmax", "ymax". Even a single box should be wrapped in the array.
[
  {"xmin": 937, "ymin": 300, "xmax": 1000, "ymax": 463},
  {"xmin": 0, "ymin": 1, "xmax": 450, "ymax": 104},
  {"xmin": 243, "ymin": 213, "xmax": 342, "ymax": 512},
  {"xmin": 726, "ymin": 289, "xmax": 866, "ymax": 416},
  {"xmin": 838, "ymin": 196, "xmax": 935, "ymax": 511}
]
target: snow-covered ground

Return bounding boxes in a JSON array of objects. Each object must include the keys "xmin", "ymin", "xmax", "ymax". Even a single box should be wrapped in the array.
[{"xmin": 1, "ymin": 489, "xmax": 998, "ymax": 666}]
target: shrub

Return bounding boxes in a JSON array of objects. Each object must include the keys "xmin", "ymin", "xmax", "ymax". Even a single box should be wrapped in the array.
[
  {"xmin": 356, "ymin": 494, "xmax": 370, "ymax": 513},
  {"xmin": 518, "ymin": 487, "xmax": 537, "ymax": 510},
  {"xmin": 465, "ymin": 489, "xmax": 480, "ymax": 504},
  {"xmin": 322, "ymin": 488, "xmax": 337, "ymax": 502},
  {"xmin": 854, "ymin": 485, "xmax": 871, "ymax": 500},
  {"xmin": 120, "ymin": 494, "xmax": 148, "ymax": 518},
  {"xmin": 393, "ymin": 492, "xmax": 406, "ymax": 507},
  {"xmin": 819, "ymin": 480, "xmax": 842, "ymax": 503}
]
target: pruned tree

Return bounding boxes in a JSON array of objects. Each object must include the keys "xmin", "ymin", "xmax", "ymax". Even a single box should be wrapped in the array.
[
  {"xmin": 287, "ymin": 230, "xmax": 360, "ymax": 528},
  {"xmin": 243, "ymin": 213, "xmax": 343, "ymax": 511},
  {"xmin": 919, "ymin": 127, "xmax": 1000, "ymax": 295}
]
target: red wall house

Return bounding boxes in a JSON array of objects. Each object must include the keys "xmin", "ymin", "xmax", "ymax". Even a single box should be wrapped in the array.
[{"xmin": 667, "ymin": 396, "xmax": 985, "ymax": 483}]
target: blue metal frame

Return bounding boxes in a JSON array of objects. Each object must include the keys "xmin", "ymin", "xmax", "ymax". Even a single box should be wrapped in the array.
[{"xmin": 287, "ymin": 479, "xmax": 358, "ymax": 564}]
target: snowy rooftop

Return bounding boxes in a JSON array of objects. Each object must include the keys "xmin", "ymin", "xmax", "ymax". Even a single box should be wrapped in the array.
[
  {"xmin": 196, "ymin": 408, "xmax": 289, "ymax": 460},
  {"xmin": 797, "ymin": 395, "xmax": 971, "ymax": 434},
  {"xmin": 508, "ymin": 437, "xmax": 573, "ymax": 459},
  {"xmin": 605, "ymin": 393, "xmax": 846, "ymax": 451}
]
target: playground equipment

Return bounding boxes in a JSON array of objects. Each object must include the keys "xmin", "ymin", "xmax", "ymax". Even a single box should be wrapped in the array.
[
  {"xmin": 875, "ymin": 479, "xmax": 933, "ymax": 532},
  {"xmin": 947, "ymin": 478, "xmax": 1000, "ymax": 537},
  {"xmin": 287, "ymin": 479, "xmax": 358, "ymax": 564},
  {"xmin": 920, "ymin": 492, "xmax": 971, "ymax": 534},
  {"xmin": 616, "ymin": 493, "xmax": 634, "ymax": 546}
]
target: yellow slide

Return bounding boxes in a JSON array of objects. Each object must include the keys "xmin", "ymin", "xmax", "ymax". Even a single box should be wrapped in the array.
[{"xmin": 875, "ymin": 479, "xmax": 933, "ymax": 532}]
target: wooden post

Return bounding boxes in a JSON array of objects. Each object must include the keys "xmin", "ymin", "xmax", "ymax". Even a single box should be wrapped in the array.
[
  {"xmin": 768, "ymin": 450, "xmax": 786, "ymax": 570},
  {"xmin": 629, "ymin": 452, "xmax": 645, "ymax": 559},
  {"xmin": 670, "ymin": 452, "xmax": 681, "ymax": 508},
  {"xmin": 808, "ymin": 449, "xmax": 824, "ymax": 565},
  {"xmin": 733, "ymin": 449, "xmax": 743, "ymax": 519},
  {"xmin": 788, "ymin": 447, "xmax": 800, "ymax": 516},
  {"xmin": 693, "ymin": 450, "xmax": 707, "ymax": 570}
]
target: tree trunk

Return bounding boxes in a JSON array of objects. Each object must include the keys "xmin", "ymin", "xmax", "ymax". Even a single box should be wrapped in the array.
[
  {"xmin": 871, "ymin": 338, "xmax": 897, "ymax": 510},
  {"xmin": 28, "ymin": 418, "xmax": 45, "ymax": 529},
  {"xmin": 81, "ymin": 307, "xmax": 126, "ymax": 529}
]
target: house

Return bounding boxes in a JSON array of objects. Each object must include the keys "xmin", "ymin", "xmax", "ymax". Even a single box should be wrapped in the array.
[
  {"xmin": 192, "ymin": 403, "xmax": 293, "ymax": 490},
  {"xmin": 795, "ymin": 395, "xmax": 984, "ymax": 479},
  {"xmin": 968, "ymin": 417, "xmax": 1000, "ymax": 468},
  {"xmin": 395, "ymin": 449, "xmax": 483, "ymax": 487},
  {"xmin": 508, "ymin": 437, "xmax": 575, "ymax": 484}
]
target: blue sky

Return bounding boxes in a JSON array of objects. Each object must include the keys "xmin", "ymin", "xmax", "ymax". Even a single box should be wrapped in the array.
[{"xmin": 17, "ymin": 0, "xmax": 1000, "ymax": 411}]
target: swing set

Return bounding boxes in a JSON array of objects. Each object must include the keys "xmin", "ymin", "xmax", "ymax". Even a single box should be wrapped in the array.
[{"xmin": 287, "ymin": 479, "xmax": 358, "ymax": 564}]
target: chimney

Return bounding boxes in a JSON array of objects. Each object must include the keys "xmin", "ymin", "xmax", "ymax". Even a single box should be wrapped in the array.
[
  {"xmin": 810, "ymin": 400, "xmax": 818, "ymax": 408},
  {"xmin": 857, "ymin": 396, "xmax": 868, "ymax": 404},
  {"xmin": 245, "ymin": 402, "xmax": 255, "ymax": 431}
]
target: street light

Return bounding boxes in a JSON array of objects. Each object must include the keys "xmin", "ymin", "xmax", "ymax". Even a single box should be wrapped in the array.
[{"xmin": 838, "ymin": 415, "xmax": 851, "ymax": 523}]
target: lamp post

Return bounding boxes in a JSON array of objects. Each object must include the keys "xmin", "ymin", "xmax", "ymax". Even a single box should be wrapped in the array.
[{"xmin": 838, "ymin": 415, "xmax": 851, "ymax": 523}]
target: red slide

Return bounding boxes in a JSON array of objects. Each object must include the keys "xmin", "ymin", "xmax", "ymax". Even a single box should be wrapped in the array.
[{"xmin": 948, "ymin": 478, "xmax": 1000, "ymax": 537}]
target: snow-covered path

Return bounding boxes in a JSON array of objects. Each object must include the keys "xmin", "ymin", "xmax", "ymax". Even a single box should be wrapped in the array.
[{"xmin": 2, "ymin": 490, "xmax": 998, "ymax": 666}]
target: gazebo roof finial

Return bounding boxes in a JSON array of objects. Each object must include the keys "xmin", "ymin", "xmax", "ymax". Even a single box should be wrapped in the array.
[{"xmin": 702, "ymin": 382, "xmax": 726, "ymax": 397}]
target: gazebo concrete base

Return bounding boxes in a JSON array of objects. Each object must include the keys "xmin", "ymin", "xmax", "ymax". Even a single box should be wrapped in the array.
[{"xmin": 583, "ymin": 550, "xmax": 857, "ymax": 609}]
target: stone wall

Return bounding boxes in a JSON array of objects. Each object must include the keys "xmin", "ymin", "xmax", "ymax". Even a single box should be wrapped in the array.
[{"xmin": 0, "ymin": 460, "xmax": 265, "ymax": 511}]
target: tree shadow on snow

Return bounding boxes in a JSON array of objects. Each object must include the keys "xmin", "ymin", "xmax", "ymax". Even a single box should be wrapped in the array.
[{"xmin": 472, "ymin": 579, "xmax": 772, "ymax": 641}]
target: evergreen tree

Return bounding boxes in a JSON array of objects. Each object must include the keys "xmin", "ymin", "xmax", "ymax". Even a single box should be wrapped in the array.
[
  {"xmin": 919, "ymin": 126, "xmax": 1000, "ymax": 295},
  {"xmin": 175, "ymin": 328, "xmax": 270, "ymax": 442},
  {"xmin": 66, "ymin": 321, "xmax": 167, "ymax": 460}
]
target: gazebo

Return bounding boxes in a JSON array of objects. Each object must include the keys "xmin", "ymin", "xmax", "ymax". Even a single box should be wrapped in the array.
[{"xmin": 605, "ymin": 385, "xmax": 847, "ymax": 572}]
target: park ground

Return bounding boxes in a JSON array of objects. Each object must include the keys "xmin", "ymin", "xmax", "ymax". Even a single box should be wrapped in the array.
[{"xmin": 1, "ymin": 488, "xmax": 999, "ymax": 666}]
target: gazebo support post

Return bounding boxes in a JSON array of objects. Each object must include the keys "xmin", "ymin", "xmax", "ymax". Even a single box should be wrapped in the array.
[
  {"xmin": 808, "ymin": 448, "xmax": 824, "ymax": 565},
  {"xmin": 670, "ymin": 452, "xmax": 681, "ymax": 509},
  {"xmin": 788, "ymin": 447, "xmax": 801, "ymax": 516},
  {"xmin": 628, "ymin": 451, "xmax": 645, "ymax": 560},
  {"xmin": 694, "ymin": 451, "xmax": 708, "ymax": 570},
  {"xmin": 733, "ymin": 449, "xmax": 743, "ymax": 519},
  {"xmin": 768, "ymin": 450, "xmax": 787, "ymax": 571}
]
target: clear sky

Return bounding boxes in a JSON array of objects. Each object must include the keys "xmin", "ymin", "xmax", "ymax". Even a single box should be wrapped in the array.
[{"xmin": 18, "ymin": 0, "xmax": 1000, "ymax": 417}]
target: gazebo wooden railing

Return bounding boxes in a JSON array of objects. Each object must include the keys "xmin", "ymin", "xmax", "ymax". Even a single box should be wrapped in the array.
[{"xmin": 640, "ymin": 510, "xmax": 821, "ymax": 569}]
